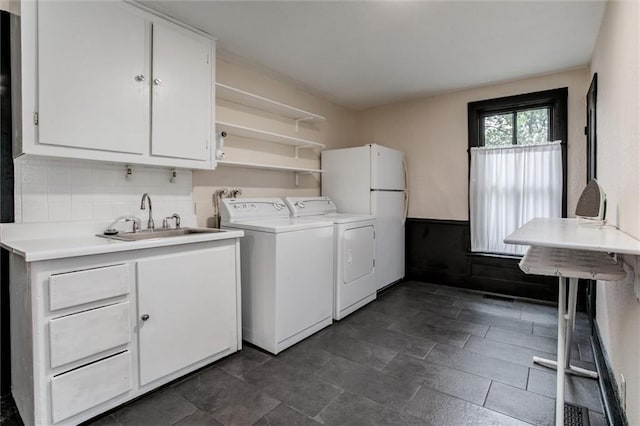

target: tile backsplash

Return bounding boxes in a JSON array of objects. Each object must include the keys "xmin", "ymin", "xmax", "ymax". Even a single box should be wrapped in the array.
[{"xmin": 14, "ymin": 157, "xmax": 194, "ymax": 225}]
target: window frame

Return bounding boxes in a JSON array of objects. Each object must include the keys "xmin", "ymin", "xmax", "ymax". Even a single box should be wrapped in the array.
[{"xmin": 468, "ymin": 87, "xmax": 569, "ymax": 220}]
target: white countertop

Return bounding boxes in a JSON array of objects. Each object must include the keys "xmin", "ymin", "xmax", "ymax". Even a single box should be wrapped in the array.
[
  {"xmin": 0, "ymin": 221, "xmax": 244, "ymax": 262},
  {"xmin": 505, "ymin": 218, "xmax": 640, "ymax": 255}
]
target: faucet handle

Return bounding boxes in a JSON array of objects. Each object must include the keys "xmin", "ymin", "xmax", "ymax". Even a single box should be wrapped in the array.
[
  {"xmin": 125, "ymin": 217, "xmax": 141, "ymax": 233},
  {"xmin": 171, "ymin": 213, "xmax": 181, "ymax": 229}
]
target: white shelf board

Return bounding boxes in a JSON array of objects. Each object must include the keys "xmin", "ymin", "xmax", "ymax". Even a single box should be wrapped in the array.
[
  {"xmin": 217, "ymin": 160, "xmax": 324, "ymax": 174},
  {"xmin": 216, "ymin": 83, "xmax": 326, "ymax": 122},
  {"xmin": 216, "ymin": 121, "xmax": 325, "ymax": 149}
]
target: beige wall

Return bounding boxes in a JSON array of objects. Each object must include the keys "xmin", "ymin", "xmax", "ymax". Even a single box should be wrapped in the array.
[
  {"xmin": 591, "ymin": 0, "xmax": 640, "ymax": 423},
  {"xmin": 193, "ymin": 56, "xmax": 358, "ymax": 226},
  {"xmin": 357, "ymin": 68, "xmax": 590, "ymax": 220}
]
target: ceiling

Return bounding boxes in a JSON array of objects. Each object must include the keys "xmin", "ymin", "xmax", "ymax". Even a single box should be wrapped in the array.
[{"xmin": 144, "ymin": 1, "xmax": 607, "ymax": 110}]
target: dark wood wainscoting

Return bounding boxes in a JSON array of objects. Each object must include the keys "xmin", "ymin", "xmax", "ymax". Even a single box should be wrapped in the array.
[{"xmin": 406, "ymin": 218, "xmax": 587, "ymax": 306}]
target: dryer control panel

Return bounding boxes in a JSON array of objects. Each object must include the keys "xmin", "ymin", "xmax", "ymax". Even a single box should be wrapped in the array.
[{"xmin": 285, "ymin": 196, "xmax": 337, "ymax": 217}]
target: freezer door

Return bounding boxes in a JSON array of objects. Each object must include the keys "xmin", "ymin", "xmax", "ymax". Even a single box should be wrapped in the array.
[
  {"xmin": 371, "ymin": 144, "xmax": 406, "ymax": 191},
  {"xmin": 322, "ymin": 146, "xmax": 372, "ymax": 214},
  {"xmin": 371, "ymin": 191, "xmax": 405, "ymax": 290}
]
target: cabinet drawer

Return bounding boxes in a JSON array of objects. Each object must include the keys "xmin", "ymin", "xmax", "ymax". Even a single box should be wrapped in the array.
[
  {"xmin": 51, "ymin": 351, "xmax": 132, "ymax": 423},
  {"xmin": 49, "ymin": 264, "xmax": 129, "ymax": 311},
  {"xmin": 49, "ymin": 302, "xmax": 131, "ymax": 369}
]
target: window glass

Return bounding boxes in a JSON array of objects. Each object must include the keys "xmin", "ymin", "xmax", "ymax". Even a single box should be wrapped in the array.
[
  {"xmin": 483, "ymin": 107, "xmax": 550, "ymax": 147},
  {"xmin": 516, "ymin": 107, "xmax": 550, "ymax": 144},
  {"xmin": 483, "ymin": 113, "xmax": 513, "ymax": 146}
]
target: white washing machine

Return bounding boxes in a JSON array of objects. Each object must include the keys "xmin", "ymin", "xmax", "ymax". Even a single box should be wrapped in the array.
[
  {"xmin": 220, "ymin": 198, "xmax": 334, "ymax": 354},
  {"xmin": 285, "ymin": 196, "xmax": 377, "ymax": 320}
]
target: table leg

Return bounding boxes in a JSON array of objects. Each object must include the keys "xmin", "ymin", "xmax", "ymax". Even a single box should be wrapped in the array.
[
  {"xmin": 556, "ymin": 276, "xmax": 567, "ymax": 426},
  {"xmin": 564, "ymin": 278, "xmax": 578, "ymax": 368},
  {"xmin": 533, "ymin": 277, "xmax": 598, "ymax": 379}
]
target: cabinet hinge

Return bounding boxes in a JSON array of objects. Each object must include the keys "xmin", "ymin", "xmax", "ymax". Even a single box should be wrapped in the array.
[
  {"xmin": 33, "ymin": 112, "xmax": 39, "ymax": 125},
  {"xmin": 206, "ymin": 53, "xmax": 210, "ymax": 64}
]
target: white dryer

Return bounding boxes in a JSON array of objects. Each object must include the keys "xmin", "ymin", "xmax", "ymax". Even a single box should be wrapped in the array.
[
  {"xmin": 220, "ymin": 198, "xmax": 334, "ymax": 354},
  {"xmin": 285, "ymin": 196, "xmax": 376, "ymax": 320}
]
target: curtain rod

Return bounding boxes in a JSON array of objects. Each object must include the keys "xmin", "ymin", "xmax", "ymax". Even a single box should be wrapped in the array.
[{"xmin": 469, "ymin": 140, "xmax": 563, "ymax": 152}]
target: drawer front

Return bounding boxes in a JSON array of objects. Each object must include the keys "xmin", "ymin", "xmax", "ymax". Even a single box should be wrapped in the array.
[
  {"xmin": 49, "ymin": 264, "xmax": 129, "ymax": 311},
  {"xmin": 49, "ymin": 302, "xmax": 131, "ymax": 369},
  {"xmin": 51, "ymin": 351, "xmax": 132, "ymax": 423}
]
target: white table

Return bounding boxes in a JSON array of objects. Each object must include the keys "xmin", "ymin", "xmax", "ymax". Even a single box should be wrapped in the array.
[{"xmin": 505, "ymin": 218, "xmax": 640, "ymax": 426}]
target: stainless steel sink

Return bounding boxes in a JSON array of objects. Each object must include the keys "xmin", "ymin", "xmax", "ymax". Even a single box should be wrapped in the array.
[{"xmin": 97, "ymin": 227, "xmax": 226, "ymax": 241}]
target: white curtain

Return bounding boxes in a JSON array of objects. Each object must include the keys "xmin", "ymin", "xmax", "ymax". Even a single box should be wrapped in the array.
[{"xmin": 470, "ymin": 141, "xmax": 563, "ymax": 255}]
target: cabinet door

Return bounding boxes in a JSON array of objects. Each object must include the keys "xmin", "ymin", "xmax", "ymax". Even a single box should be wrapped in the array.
[
  {"xmin": 151, "ymin": 21, "xmax": 212, "ymax": 162},
  {"xmin": 137, "ymin": 245, "xmax": 236, "ymax": 385},
  {"xmin": 37, "ymin": 1, "xmax": 148, "ymax": 154}
]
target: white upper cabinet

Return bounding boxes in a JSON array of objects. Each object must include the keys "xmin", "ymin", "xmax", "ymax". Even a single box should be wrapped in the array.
[
  {"xmin": 37, "ymin": 1, "xmax": 148, "ymax": 155},
  {"xmin": 14, "ymin": 1, "xmax": 216, "ymax": 170},
  {"xmin": 151, "ymin": 22, "xmax": 212, "ymax": 161}
]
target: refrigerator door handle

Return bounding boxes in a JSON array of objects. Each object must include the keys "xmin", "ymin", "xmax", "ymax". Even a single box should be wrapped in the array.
[{"xmin": 402, "ymin": 157, "xmax": 409, "ymax": 225}]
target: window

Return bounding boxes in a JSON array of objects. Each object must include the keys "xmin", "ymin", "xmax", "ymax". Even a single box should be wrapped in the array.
[
  {"xmin": 468, "ymin": 88, "xmax": 568, "ymax": 255},
  {"xmin": 482, "ymin": 106, "xmax": 550, "ymax": 146}
]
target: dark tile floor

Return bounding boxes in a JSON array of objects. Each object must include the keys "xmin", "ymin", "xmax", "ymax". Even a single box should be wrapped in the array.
[{"xmin": 1, "ymin": 281, "xmax": 606, "ymax": 426}]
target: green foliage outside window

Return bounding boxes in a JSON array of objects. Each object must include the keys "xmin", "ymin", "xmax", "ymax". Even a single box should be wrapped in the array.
[{"xmin": 483, "ymin": 107, "xmax": 549, "ymax": 146}]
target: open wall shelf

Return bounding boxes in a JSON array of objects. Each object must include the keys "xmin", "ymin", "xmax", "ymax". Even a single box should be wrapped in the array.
[
  {"xmin": 217, "ymin": 159, "xmax": 323, "ymax": 186},
  {"xmin": 217, "ymin": 160, "xmax": 323, "ymax": 174},
  {"xmin": 216, "ymin": 121, "xmax": 325, "ymax": 151},
  {"xmin": 216, "ymin": 83, "xmax": 326, "ymax": 123},
  {"xmin": 215, "ymin": 82, "xmax": 328, "ymax": 182}
]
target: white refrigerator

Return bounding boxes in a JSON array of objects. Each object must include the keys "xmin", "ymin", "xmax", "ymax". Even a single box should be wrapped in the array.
[{"xmin": 322, "ymin": 144, "xmax": 408, "ymax": 290}]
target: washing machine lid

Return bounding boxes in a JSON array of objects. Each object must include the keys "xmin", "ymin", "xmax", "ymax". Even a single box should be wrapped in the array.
[{"xmin": 222, "ymin": 217, "xmax": 333, "ymax": 233}]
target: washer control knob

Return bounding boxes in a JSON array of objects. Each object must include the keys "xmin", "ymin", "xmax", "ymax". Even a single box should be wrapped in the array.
[{"xmin": 295, "ymin": 201, "xmax": 305, "ymax": 209}]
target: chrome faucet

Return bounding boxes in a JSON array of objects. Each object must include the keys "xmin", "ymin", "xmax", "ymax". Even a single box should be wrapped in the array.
[{"xmin": 140, "ymin": 193, "xmax": 154, "ymax": 230}]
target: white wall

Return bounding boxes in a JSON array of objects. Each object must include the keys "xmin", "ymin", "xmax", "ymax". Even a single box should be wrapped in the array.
[
  {"xmin": 357, "ymin": 68, "xmax": 590, "ymax": 220},
  {"xmin": 590, "ymin": 0, "xmax": 640, "ymax": 423},
  {"xmin": 14, "ymin": 157, "xmax": 193, "ymax": 226}
]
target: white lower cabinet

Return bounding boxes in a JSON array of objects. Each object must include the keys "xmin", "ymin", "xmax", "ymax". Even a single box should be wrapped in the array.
[
  {"xmin": 137, "ymin": 245, "xmax": 237, "ymax": 385},
  {"xmin": 8, "ymin": 239, "xmax": 241, "ymax": 426}
]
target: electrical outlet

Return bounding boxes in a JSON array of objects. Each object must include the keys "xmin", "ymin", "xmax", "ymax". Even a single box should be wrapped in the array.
[{"xmin": 620, "ymin": 374, "xmax": 626, "ymax": 410}]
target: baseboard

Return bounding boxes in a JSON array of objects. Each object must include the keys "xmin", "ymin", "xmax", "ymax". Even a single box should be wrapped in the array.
[{"xmin": 592, "ymin": 321, "xmax": 628, "ymax": 426}]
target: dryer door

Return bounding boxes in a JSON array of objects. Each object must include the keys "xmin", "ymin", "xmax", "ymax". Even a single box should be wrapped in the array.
[{"xmin": 344, "ymin": 225, "xmax": 375, "ymax": 284}]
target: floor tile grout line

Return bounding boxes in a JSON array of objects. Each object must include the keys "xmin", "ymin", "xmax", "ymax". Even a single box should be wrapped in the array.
[
  {"xmin": 421, "ymin": 344, "xmax": 529, "ymax": 390},
  {"xmin": 166, "ymin": 396, "xmax": 198, "ymax": 426},
  {"xmin": 420, "ymin": 342, "xmax": 437, "ymax": 360},
  {"xmin": 482, "ymin": 380, "xmax": 493, "ymax": 407}
]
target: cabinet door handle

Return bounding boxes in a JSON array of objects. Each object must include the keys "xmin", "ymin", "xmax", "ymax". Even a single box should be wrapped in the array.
[
  {"xmin": 135, "ymin": 74, "xmax": 145, "ymax": 82},
  {"xmin": 141, "ymin": 314, "xmax": 150, "ymax": 321},
  {"xmin": 153, "ymin": 78, "xmax": 162, "ymax": 86}
]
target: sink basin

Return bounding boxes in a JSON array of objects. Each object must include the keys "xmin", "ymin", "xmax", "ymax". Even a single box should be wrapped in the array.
[{"xmin": 97, "ymin": 227, "xmax": 226, "ymax": 241}]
